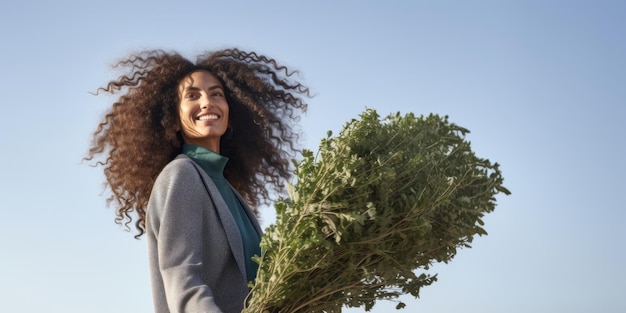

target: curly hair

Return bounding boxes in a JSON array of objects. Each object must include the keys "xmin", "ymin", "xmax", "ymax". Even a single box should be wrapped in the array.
[{"xmin": 86, "ymin": 48, "xmax": 310, "ymax": 238}]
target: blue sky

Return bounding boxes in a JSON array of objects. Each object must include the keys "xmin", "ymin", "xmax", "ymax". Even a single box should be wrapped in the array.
[{"xmin": 1, "ymin": 1, "xmax": 624, "ymax": 312}]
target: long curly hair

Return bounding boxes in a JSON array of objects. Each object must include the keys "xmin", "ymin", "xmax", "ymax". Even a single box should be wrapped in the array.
[{"xmin": 86, "ymin": 48, "xmax": 310, "ymax": 238}]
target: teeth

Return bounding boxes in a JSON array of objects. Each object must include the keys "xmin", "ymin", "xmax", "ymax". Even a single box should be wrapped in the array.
[{"xmin": 198, "ymin": 114, "xmax": 218, "ymax": 120}]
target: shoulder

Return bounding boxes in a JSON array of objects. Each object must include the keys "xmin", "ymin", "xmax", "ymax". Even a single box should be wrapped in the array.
[
  {"xmin": 147, "ymin": 155, "xmax": 210, "ymax": 232},
  {"xmin": 157, "ymin": 155, "xmax": 199, "ymax": 181},
  {"xmin": 148, "ymin": 155, "xmax": 206, "ymax": 212},
  {"xmin": 150, "ymin": 155, "xmax": 205, "ymax": 195}
]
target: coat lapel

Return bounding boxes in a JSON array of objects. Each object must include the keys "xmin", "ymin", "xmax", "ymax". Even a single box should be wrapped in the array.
[{"xmin": 183, "ymin": 156, "xmax": 248, "ymax": 281}]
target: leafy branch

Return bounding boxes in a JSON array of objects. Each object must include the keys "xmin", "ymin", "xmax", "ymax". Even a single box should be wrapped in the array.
[{"xmin": 244, "ymin": 109, "xmax": 510, "ymax": 313}]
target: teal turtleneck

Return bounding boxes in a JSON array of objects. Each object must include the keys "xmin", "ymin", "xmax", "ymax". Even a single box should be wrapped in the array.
[{"xmin": 183, "ymin": 143, "xmax": 261, "ymax": 283}]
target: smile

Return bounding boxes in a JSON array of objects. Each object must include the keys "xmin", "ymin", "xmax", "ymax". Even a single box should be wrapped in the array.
[{"xmin": 197, "ymin": 114, "xmax": 219, "ymax": 121}]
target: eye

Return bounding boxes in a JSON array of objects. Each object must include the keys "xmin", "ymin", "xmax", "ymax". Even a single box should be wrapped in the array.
[
  {"xmin": 184, "ymin": 93, "xmax": 199, "ymax": 100},
  {"xmin": 211, "ymin": 92, "xmax": 224, "ymax": 98}
]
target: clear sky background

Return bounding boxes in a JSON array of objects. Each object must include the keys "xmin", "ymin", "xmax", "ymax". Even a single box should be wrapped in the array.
[{"xmin": 1, "ymin": 1, "xmax": 624, "ymax": 312}]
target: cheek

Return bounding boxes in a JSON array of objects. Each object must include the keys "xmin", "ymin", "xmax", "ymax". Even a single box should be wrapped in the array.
[
  {"xmin": 178, "ymin": 103, "xmax": 193, "ymax": 120},
  {"xmin": 220, "ymin": 102, "xmax": 230, "ymax": 125}
]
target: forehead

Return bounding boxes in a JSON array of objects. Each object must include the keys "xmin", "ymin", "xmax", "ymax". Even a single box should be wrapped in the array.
[{"xmin": 178, "ymin": 70, "xmax": 222, "ymax": 90}]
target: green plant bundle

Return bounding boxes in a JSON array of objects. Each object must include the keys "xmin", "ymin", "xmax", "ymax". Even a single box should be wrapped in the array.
[{"xmin": 244, "ymin": 109, "xmax": 510, "ymax": 313}]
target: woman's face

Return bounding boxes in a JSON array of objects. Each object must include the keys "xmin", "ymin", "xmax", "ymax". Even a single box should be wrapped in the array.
[{"xmin": 177, "ymin": 70, "xmax": 229, "ymax": 152}]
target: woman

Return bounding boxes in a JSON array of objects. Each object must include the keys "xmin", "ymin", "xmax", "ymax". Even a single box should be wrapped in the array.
[{"xmin": 87, "ymin": 48, "xmax": 309, "ymax": 313}]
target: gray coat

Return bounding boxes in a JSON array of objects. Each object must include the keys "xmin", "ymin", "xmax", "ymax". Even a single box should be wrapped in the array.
[{"xmin": 146, "ymin": 154, "xmax": 262, "ymax": 313}]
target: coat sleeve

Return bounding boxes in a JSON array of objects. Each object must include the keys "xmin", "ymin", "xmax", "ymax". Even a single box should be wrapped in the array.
[{"xmin": 148, "ymin": 159, "xmax": 224, "ymax": 313}]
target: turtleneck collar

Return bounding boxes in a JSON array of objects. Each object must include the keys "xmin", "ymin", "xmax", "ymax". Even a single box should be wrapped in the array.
[{"xmin": 182, "ymin": 143, "xmax": 229, "ymax": 178}]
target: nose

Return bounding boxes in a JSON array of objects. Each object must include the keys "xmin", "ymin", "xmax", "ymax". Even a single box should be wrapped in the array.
[{"xmin": 200, "ymin": 95, "xmax": 213, "ymax": 109}]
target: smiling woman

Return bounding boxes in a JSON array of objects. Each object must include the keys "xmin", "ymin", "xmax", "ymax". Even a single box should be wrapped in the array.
[
  {"xmin": 85, "ymin": 48, "xmax": 310, "ymax": 313},
  {"xmin": 178, "ymin": 70, "xmax": 230, "ymax": 152}
]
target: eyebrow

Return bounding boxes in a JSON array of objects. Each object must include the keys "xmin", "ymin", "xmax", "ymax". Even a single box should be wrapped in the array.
[{"xmin": 183, "ymin": 85, "xmax": 224, "ymax": 92}]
